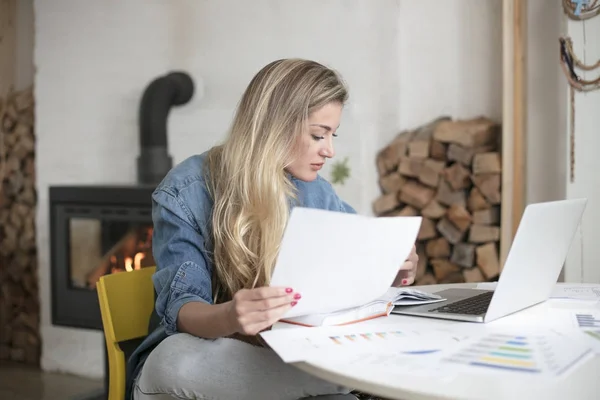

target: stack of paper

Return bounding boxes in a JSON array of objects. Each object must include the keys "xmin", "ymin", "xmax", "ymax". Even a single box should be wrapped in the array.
[
  {"xmin": 385, "ymin": 287, "xmax": 445, "ymax": 306},
  {"xmin": 279, "ymin": 287, "xmax": 447, "ymax": 327}
]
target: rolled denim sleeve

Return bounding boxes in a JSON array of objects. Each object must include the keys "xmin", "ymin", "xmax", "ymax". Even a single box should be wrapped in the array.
[{"xmin": 151, "ymin": 188, "xmax": 213, "ymax": 336}]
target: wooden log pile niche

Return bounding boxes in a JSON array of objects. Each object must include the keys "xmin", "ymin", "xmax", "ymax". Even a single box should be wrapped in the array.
[
  {"xmin": 0, "ymin": 86, "xmax": 41, "ymax": 366},
  {"xmin": 374, "ymin": 116, "xmax": 502, "ymax": 285}
]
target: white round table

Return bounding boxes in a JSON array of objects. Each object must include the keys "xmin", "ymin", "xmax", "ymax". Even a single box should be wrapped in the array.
[{"xmin": 277, "ymin": 283, "xmax": 600, "ymax": 400}]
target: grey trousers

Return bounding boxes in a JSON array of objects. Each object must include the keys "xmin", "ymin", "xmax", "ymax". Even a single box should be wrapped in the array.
[{"xmin": 133, "ymin": 332, "xmax": 357, "ymax": 400}]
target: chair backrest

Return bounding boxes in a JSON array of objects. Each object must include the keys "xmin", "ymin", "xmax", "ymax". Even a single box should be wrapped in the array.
[{"xmin": 97, "ymin": 266, "xmax": 156, "ymax": 343}]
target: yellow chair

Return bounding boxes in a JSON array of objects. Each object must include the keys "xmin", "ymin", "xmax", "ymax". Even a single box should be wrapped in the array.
[{"xmin": 97, "ymin": 267, "xmax": 156, "ymax": 400}]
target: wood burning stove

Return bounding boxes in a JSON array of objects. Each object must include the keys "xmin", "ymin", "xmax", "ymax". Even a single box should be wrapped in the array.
[
  {"xmin": 49, "ymin": 71, "xmax": 195, "ymax": 331},
  {"xmin": 49, "ymin": 185, "xmax": 156, "ymax": 330}
]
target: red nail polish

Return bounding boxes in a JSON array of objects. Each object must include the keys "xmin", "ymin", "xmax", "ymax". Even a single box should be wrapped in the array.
[
  {"xmin": 285, "ymin": 288, "xmax": 293, "ymax": 293},
  {"xmin": 291, "ymin": 301, "xmax": 297, "ymax": 306},
  {"xmin": 402, "ymin": 279, "xmax": 408, "ymax": 285},
  {"xmin": 293, "ymin": 293, "xmax": 302, "ymax": 300}
]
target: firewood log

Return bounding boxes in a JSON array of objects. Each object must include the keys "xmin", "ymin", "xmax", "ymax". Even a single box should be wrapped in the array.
[
  {"xmin": 372, "ymin": 116, "xmax": 502, "ymax": 285},
  {"xmin": 0, "ymin": 87, "xmax": 40, "ymax": 365}
]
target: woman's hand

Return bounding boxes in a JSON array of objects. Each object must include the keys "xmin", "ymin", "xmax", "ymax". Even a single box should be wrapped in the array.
[
  {"xmin": 225, "ymin": 287, "xmax": 301, "ymax": 336},
  {"xmin": 393, "ymin": 245, "xmax": 419, "ymax": 287}
]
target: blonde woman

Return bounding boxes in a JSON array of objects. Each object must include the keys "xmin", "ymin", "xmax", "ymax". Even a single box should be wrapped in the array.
[{"xmin": 127, "ymin": 59, "xmax": 419, "ymax": 400}]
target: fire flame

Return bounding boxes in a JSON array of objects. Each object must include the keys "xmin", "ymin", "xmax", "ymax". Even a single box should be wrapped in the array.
[
  {"xmin": 85, "ymin": 227, "xmax": 155, "ymax": 289},
  {"xmin": 125, "ymin": 257, "xmax": 133, "ymax": 272},
  {"xmin": 108, "ymin": 227, "xmax": 153, "ymax": 275},
  {"xmin": 134, "ymin": 252, "xmax": 145, "ymax": 269},
  {"xmin": 124, "ymin": 253, "xmax": 146, "ymax": 272}
]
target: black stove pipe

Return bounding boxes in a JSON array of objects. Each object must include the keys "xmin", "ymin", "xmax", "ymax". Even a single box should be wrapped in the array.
[{"xmin": 137, "ymin": 71, "xmax": 194, "ymax": 185}]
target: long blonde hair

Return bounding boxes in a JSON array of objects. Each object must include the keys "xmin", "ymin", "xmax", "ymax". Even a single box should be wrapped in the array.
[{"xmin": 205, "ymin": 58, "xmax": 348, "ymax": 303}]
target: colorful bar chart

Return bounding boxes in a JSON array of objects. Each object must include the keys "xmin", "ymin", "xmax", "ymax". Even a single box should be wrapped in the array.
[
  {"xmin": 443, "ymin": 332, "xmax": 590, "ymax": 376},
  {"xmin": 444, "ymin": 333, "xmax": 540, "ymax": 373},
  {"xmin": 329, "ymin": 336, "xmax": 343, "ymax": 345},
  {"xmin": 326, "ymin": 330, "xmax": 408, "ymax": 345},
  {"xmin": 576, "ymin": 313, "xmax": 600, "ymax": 328}
]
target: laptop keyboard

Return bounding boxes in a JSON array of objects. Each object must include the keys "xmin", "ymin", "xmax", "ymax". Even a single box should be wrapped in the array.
[{"xmin": 428, "ymin": 291, "xmax": 494, "ymax": 315}]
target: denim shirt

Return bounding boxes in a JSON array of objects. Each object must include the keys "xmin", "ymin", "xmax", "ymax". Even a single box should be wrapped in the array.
[{"xmin": 125, "ymin": 152, "xmax": 356, "ymax": 399}]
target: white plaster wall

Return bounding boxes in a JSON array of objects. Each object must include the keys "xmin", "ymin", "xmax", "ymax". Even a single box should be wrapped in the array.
[
  {"xmin": 563, "ymin": 17, "xmax": 600, "ymax": 284},
  {"xmin": 526, "ymin": 0, "xmax": 568, "ymax": 206},
  {"xmin": 395, "ymin": 0, "xmax": 503, "ymax": 132},
  {"xmin": 34, "ymin": 0, "xmax": 507, "ymax": 378}
]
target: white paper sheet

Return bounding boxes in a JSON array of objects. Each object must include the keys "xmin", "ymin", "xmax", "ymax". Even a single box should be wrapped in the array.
[
  {"xmin": 440, "ymin": 326, "xmax": 593, "ymax": 378},
  {"xmin": 315, "ymin": 349, "xmax": 457, "ymax": 381},
  {"xmin": 569, "ymin": 309, "xmax": 600, "ymax": 329},
  {"xmin": 550, "ymin": 284, "xmax": 600, "ymax": 301},
  {"xmin": 270, "ymin": 208, "xmax": 422, "ymax": 318},
  {"xmin": 559, "ymin": 309, "xmax": 600, "ymax": 354},
  {"xmin": 393, "ymin": 297, "xmax": 447, "ymax": 306},
  {"xmin": 262, "ymin": 320, "xmax": 592, "ymax": 380},
  {"xmin": 380, "ymin": 287, "xmax": 446, "ymax": 306},
  {"xmin": 260, "ymin": 321, "xmax": 468, "ymax": 363},
  {"xmin": 476, "ymin": 282, "xmax": 600, "ymax": 302},
  {"xmin": 575, "ymin": 329, "xmax": 600, "ymax": 354}
]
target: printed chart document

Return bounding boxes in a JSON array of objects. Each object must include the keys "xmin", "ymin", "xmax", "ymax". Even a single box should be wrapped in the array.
[
  {"xmin": 440, "ymin": 327, "xmax": 593, "ymax": 378},
  {"xmin": 261, "ymin": 321, "xmax": 465, "ymax": 380},
  {"xmin": 570, "ymin": 310, "xmax": 600, "ymax": 354},
  {"xmin": 550, "ymin": 284, "xmax": 600, "ymax": 301},
  {"xmin": 477, "ymin": 282, "xmax": 600, "ymax": 301},
  {"xmin": 551, "ymin": 309, "xmax": 600, "ymax": 355},
  {"xmin": 260, "ymin": 321, "xmax": 467, "ymax": 363},
  {"xmin": 322, "ymin": 351, "xmax": 455, "ymax": 381},
  {"xmin": 270, "ymin": 207, "xmax": 422, "ymax": 319},
  {"xmin": 261, "ymin": 322, "xmax": 592, "ymax": 380}
]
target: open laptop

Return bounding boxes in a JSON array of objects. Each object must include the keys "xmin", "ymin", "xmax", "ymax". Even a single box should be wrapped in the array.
[{"xmin": 392, "ymin": 198, "xmax": 587, "ymax": 323}]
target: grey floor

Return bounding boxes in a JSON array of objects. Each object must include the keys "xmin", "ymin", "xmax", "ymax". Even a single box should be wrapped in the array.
[
  {"xmin": 0, "ymin": 362, "xmax": 388, "ymax": 400},
  {"xmin": 0, "ymin": 362, "xmax": 104, "ymax": 400}
]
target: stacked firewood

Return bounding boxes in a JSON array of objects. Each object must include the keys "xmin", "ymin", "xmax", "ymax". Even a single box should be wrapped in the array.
[
  {"xmin": 374, "ymin": 116, "xmax": 502, "ymax": 285},
  {"xmin": 0, "ymin": 86, "xmax": 40, "ymax": 365}
]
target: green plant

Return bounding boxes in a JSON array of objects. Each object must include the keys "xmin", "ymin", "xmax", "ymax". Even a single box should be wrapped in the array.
[{"xmin": 330, "ymin": 157, "xmax": 350, "ymax": 185}]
